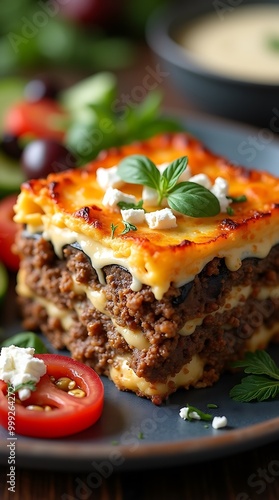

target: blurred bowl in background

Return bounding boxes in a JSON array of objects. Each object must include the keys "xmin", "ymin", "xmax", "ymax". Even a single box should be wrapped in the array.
[{"xmin": 146, "ymin": 0, "xmax": 279, "ymax": 129}]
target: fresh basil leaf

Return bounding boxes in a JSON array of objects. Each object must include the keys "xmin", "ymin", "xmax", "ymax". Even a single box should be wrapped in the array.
[
  {"xmin": 161, "ymin": 156, "xmax": 188, "ymax": 192},
  {"xmin": 0, "ymin": 332, "xmax": 48, "ymax": 353},
  {"xmin": 168, "ymin": 182, "xmax": 220, "ymax": 217},
  {"xmin": 117, "ymin": 155, "xmax": 161, "ymax": 190}
]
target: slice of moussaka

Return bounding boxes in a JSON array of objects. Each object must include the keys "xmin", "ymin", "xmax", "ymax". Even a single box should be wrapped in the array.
[{"xmin": 14, "ymin": 132, "xmax": 279, "ymax": 404}]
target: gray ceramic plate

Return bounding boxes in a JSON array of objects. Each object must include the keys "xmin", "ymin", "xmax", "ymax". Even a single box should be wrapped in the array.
[{"xmin": 1, "ymin": 113, "xmax": 279, "ymax": 472}]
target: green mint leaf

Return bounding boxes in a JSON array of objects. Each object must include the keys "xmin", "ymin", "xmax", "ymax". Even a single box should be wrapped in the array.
[
  {"xmin": 168, "ymin": 182, "xmax": 220, "ymax": 217},
  {"xmin": 161, "ymin": 156, "xmax": 188, "ymax": 191},
  {"xmin": 117, "ymin": 155, "xmax": 161, "ymax": 190},
  {"xmin": 121, "ymin": 221, "xmax": 137, "ymax": 235},
  {"xmin": 226, "ymin": 195, "xmax": 247, "ymax": 203},
  {"xmin": 0, "ymin": 332, "xmax": 48, "ymax": 354},
  {"xmin": 229, "ymin": 375, "xmax": 279, "ymax": 402},
  {"xmin": 117, "ymin": 200, "xmax": 144, "ymax": 210},
  {"xmin": 231, "ymin": 350, "xmax": 279, "ymax": 380},
  {"xmin": 110, "ymin": 223, "xmax": 118, "ymax": 238}
]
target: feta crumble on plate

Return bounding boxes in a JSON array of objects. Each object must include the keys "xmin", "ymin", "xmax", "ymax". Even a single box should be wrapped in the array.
[
  {"xmin": 179, "ymin": 406, "xmax": 228, "ymax": 429},
  {"xmin": 0, "ymin": 345, "xmax": 46, "ymax": 401}
]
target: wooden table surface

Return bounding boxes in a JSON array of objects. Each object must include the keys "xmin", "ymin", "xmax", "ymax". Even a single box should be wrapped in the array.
[{"xmin": 1, "ymin": 44, "xmax": 279, "ymax": 500}]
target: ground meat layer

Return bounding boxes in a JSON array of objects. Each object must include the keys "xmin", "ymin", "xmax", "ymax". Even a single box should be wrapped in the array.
[{"xmin": 16, "ymin": 232, "xmax": 279, "ymax": 402}]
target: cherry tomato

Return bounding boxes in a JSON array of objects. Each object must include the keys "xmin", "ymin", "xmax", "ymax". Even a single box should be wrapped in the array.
[
  {"xmin": 0, "ymin": 194, "xmax": 20, "ymax": 271},
  {"xmin": 3, "ymin": 99, "xmax": 68, "ymax": 142},
  {"xmin": 0, "ymin": 354, "xmax": 104, "ymax": 438}
]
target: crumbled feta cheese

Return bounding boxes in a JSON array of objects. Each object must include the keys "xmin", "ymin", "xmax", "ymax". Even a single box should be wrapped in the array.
[
  {"xmin": 145, "ymin": 208, "xmax": 177, "ymax": 230},
  {"xmin": 212, "ymin": 416, "xmax": 228, "ymax": 429},
  {"xmin": 96, "ymin": 166, "xmax": 124, "ymax": 191},
  {"xmin": 179, "ymin": 407, "xmax": 189, "ymax": 420},
  {"xmin": 189, "ymin": 410, "xmax": 201, "ymax": 420},
  {"xmin": 102, "ymin": 187, "xmax": 137, "ymax": 212},
  {"xmin": 142, "ymin": 186, "xmax": 168, "ymax": 208},
  {"xmin": 0, "ymin": 345, "xmax": 46, "ymax": 401},
  {"xmin": 179, "ymin": 407, "xmax": 201, "ymax": 420},
  {"xmin": 189, "ymin": 173, "xmax": 212, "ymax": 189},
  {"xmin": 142, "ymin": 186, "xmax": 159, "ymax": 207},
  {"xmin": 121, "ymin": 208, "xmax": 145, "ymax": 224},
  {"xmin": 210, "ymin": 177, "xmax": 230, "ymax": 212}
]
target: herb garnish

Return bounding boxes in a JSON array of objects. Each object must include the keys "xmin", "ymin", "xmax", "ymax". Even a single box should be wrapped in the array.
[
  {"xmin": 226, "ymin": 195, "xmax": 247, "ymax": 203},
  {"xmin": 121, "ymin": 221, "xmax": 137, "ymax": 235},
  {"xmin": 226, "ymin": 194, "xmax": 247, "ymax": 215},
  {"xmin": 110, "ymin": 221, "xmax": 137, "ymax": 238},
  {"xmin": 230, "ymin": 350, "xmax": 279, "ymax": 402},
  {"xmin": 9, "ymin": 380, "xmax": 37, "ymax": 395},
  {"xmin": 117, "ymin": 155, "xmax": 220, "ymax": 217},
  {"xmin": 180, "ymin": 404, "xmax": 213, "ymax": 422},
  {"xmin": 110, "ymin": 223, "xmax": 118, "ymax": 239},
  {"xmin": 207, "ymin": 403, "xmax": 218, "ymax": 409},
  {"xmin": 117, "ymin": 200, "xmax": 144, "ymax": 210},
  {"xmin": 226, "ymin": 206, "xmax": 234, "ymax": 216}
]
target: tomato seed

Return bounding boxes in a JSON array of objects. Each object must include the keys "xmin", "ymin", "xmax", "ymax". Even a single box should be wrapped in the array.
[
  {"xmin": 55, "ymin": 377, "xmax": 76, "ymax": 391},
  {"xmin": 68, "ymin": 389, "xmax": 86, "ymax": 398},
  {"xmin": 25, "ymin": 405, "xmax": 44, "ymax": 411},
  {"xmin": 44, "ymin": 405, "xmax": 52, "ymax": 412}
]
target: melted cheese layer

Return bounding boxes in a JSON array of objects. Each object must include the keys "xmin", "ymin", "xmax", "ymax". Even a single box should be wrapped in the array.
[
  {"xmin": 14, "ymin": 133, "xmax": 279, "ymax": 300},
  {"xmin": 17, "ymin": 269, "xmax": 279, "ymax": 399},
  {"xmin": 109, "ymin": 354, "xmax": 204, "ymax": 397},
  {"xmin": 18, "ymin": 266, "xmax": 279, "ymax": 348},
  {"xmin": 26, "ymin": 220, "xmax": 279, "ymax": 301}
]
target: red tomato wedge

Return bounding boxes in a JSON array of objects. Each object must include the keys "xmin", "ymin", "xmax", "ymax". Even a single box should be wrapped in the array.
[
  {"xmin": 0, "ymin": 354, "xmax": 104, "ymax": 438},
  {"xmin": 0, "ymin": 194, "xmax": 20, "ymax": 271},
  {"xmin": 3, "ymin": 99, "xmax": 68, "ymax": 142}
]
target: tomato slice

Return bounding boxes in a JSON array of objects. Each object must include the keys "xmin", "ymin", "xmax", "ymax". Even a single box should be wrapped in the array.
[
  {"xmin": 0, "ymin": 194, "xmax": 20, "ymax": 271},
  {"xmin": 0, "ymin": 354, "xmax": 104, "ymax": 438},
  {"xmin": 3, "ymin": 99, "xmax": 68, "ymax": 142}
]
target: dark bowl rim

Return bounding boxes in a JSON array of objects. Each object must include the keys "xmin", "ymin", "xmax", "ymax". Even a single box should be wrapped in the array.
[{"xmin": 145, "ymin": 2, "xmax": 279, "ymax": 90}]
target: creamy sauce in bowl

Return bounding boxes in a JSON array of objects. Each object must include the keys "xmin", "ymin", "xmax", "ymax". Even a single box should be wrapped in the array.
[{"xmin": 177, "ymin": 4, "xmax": 279, "ymax": 84}]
